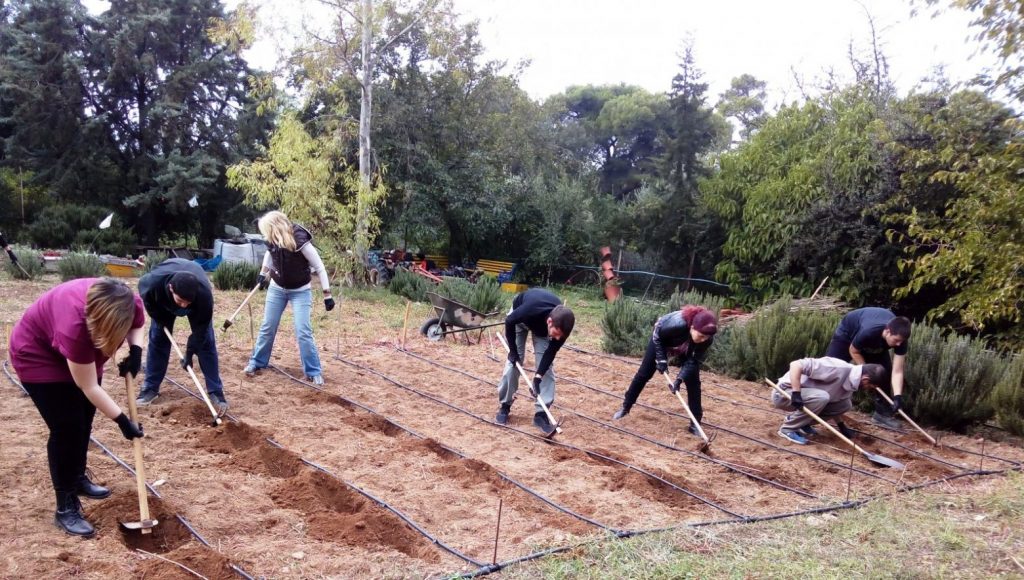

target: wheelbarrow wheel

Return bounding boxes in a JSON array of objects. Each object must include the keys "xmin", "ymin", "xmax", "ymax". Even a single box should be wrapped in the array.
[{"xmin": 421, "ymin": 318, "xmax": 444, "ymax": 341}]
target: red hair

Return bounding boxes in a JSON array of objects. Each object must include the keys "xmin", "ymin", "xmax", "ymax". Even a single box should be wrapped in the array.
[{"xmin": 680, "ymin": 305, "xmax": 708, "ymax": 324}]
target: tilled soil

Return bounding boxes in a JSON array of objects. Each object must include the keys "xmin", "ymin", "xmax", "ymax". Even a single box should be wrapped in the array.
[{"xmin": 1, "ymin": 279, "xmax": 1022, "ymax": 578}]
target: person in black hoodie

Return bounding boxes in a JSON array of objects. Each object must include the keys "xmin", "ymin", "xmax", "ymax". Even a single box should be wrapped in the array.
[
  {"xmin": 135, "ymin": 258, "xmax": 227, "ymax": 412},
  {"xmin": 495, "ymin": 288, "xmax": 575, "ymax": 434},
  {"xmin": 612, "ymin": 305, "xmax": 718, "ymax": 434}
]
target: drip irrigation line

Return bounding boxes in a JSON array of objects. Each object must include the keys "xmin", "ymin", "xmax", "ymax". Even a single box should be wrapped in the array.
[
  {"xmin": 334, "ymin": 355, "xmax": 745, "ymax": 520},
  {"xmin": 266, "ymin": 364, "xmax": 615, "ymax": 532},
  {"xmin": 850, "ymin": 428, "xmax": 967, "ymax": 471},
  {"xmin": 398, "ymin": 349, "xmax": 818, "ymax": 500},
  {"xmin": 89, "ymin": 437, "xmax": 163, "ymax": 499},
  {"xmin": 3, "ymin": 359, "xmax": 27, "ymax": 394},
  {"xmin": 563, "ymin": 346, "xmax": 1022, "ymax": 467},
  {"xmin": 265, "ymin": 438, "xmax": 485, "ymax": 568}
]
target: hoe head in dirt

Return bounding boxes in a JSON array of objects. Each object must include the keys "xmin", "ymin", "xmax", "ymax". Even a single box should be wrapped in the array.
[
  {"xmin": 122, "ymin": 374, "xmax": 159, "ymax": 535},
  {"xmin": 662, "ymin": 372, "xmax": 714, "ymax": 453}
]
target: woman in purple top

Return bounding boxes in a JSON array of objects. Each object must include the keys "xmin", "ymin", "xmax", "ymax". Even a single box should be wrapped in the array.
[{"xmin": 9, "ymin": 277, "xmax": 146, "ymax": 537}]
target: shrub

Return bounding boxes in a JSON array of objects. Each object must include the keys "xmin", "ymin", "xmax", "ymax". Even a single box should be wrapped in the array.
[
  {"xmin": 26, "ymin": 205, "xmax": 134, "ymax": 255},
  {"xmin": 58, "ymin": 253, "xmax": 107, "ymax": 282},
  {"xmin": 705, "ymin": 297, "xmax": 841, "ymax": 382},
  {"xmin": 212, "ymin": 260, "xmax": 259, "ymax": 291},
  {"xmin": 143, "ymin": 252, "xmax": 169, "ymax": 274},
  {"xmin": 438, "ymin": 275, "xmax": 508, "ymax": 314},
  {"xmin": 388, "ymin": 269, "xmax": 431, "ymax": 303},
  {"xmin": 4, "ymin": 245, "xmax": 44, "ymax": 280},
  {"xmin": 903, "ymin": 324, "xmax": 1001, "ymax": 431},
  {"xmin": 990, "ymin": 355, "xmax": 1024, "ymax": 436},
  {"xmin": 601, "ymin": 289, "xmax": 731, "ymax": 357}
]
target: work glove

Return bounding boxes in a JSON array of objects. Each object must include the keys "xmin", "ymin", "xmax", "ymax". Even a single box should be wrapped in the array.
[
  {"xmin": 324, "ymin": 297, "xmax": 336, "ymax": 311},
  {"xmin": 117, "ymin": 345, "xmax": 143, "ymax": 378},
  {"xmin": 790, "ymin": 390, "xmax": 804, "ymax": 410},
  {"xmin": 891, "ymin": 394, "xmax": 903, "ymax": 414},
  {"xmin": 656, "ymin": 360, "xmax": 668, "ymax": 374},
  {"xmin": 256, "ymin": 274, "xmax": 269, "ymax": 290},
  {"xmin": 836, "ymin": 421, "xmax": 855, "ymax": 439},
  {"xmin": 506, "ymin": 351, "xmax": 520, "ymax": 367},
  {"xmin": 669, "ymin": 378, "xmax": 682, "ymax": 394},
  {"xmin": 531, "ymin": 376, "xmax": 542, "ymax": 398},
  {"xmin": 114, "ymin": 413, "xmax": 144, "ymax": 440}
]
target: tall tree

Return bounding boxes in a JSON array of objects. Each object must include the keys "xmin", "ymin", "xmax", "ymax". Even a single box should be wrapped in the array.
[{"xmin": 717, "ymin": 74, "xmax": 768, "ymax": 141}]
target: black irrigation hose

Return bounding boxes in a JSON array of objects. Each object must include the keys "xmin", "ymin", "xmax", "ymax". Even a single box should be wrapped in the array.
[
  {"xmin": 266, "ymin": 364, "xmax": 615, "ymax": 532},
  {"xmin": 175, "ymin": 515, "xmax": 257, "ymax": 580},
  {"xmin": 564, "ymin": 345, "xmax": 1023, "ymax": 467},
  {"xmin": 398, "ymin": 349, "xmax": 819, "ymax": 500},
  {"xmin": 89, "ymin": 437, "xmax": 163, "ymax": 499},
  {"xmin": 334, "ymin": 354, "xmax": 745, "ymax": 519},
  {"xmin": 265, "ymin": 438, "xmax": 485, "ymax": 568},
  {"xmin": 850, "ymin": 428, "xmax": 967, "ymax": 471}
]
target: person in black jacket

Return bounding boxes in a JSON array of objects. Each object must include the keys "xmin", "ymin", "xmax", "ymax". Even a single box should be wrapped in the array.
[
  {"xmin": 612, "ymin": 305, "xmax": 718, "ymax": 434},
  {"xmin": 0, "ymin": 231, "xmax": 19, "ymax": 264},
  {"xmin": 135, "ymin": 258, "xmax": 227, "ymax": 412},
  {"xmin": 496, "ymin": 288, "xmax": 575, "ymax": 434}
]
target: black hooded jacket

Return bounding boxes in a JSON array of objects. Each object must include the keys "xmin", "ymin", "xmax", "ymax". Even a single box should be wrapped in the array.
[{"xmin": 138, "ymin": 258, "xmax": 214, "ymax": 344}]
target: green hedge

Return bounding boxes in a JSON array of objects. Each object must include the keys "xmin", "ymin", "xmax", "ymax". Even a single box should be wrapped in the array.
[
  {"xmin": 990, "ymin": 356, "xmax": 1024, "ymax": 436},
  {"xmin": 4, "ymin": 245, "xmax": 44, "ymax": 280},
  {"xmin": 212, "ymin": 260, "xmax": 258, "ymax": 291},
  {"xmin": 142, "ymin": 252, "xmax": 169, "ymax": 274},
  {"xmin": 58, "ymin": 253, "xmax": 107, "ymax": 282},
  {"xmin": 437, "ymin": 276, "xmax": 508, "ymax": 314},
  {"xmin": 388, "ymin": 269, "xmax": 432, "ymax": 303},
  {"xmin": 601, "ymin": 290, "xmax": 728, "ymax": 357}
]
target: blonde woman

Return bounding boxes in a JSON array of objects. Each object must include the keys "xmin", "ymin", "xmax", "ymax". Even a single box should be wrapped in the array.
[
  {"xmin": 10, "ymin": 278, "xmax": 146, "ymax": 537},
  {"xmin": 244, "ymin": 211, "xmax": 334, "ymax": 384}
]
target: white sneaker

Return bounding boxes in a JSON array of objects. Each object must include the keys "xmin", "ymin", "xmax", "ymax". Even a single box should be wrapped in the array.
[{"xmin": 308, "ymin": 375, "xmax": 324, "ymax": 386}]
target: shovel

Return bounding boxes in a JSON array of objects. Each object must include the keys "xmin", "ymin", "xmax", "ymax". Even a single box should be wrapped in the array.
[
  {"xmin": 222, "ymin": 283, "xmax": 261, "ymax": 332},
  {"xmin": 496, "ymin": 332, "xmax": 563, "ymax": 439},
  {"xmin": 163, "ymin": 327, "xmax": 223, "ymax": 426},
  {"xmin": 661, "ymin": 371, "xmax": 714, "ymax": 452},
  {"xmin": 874, "ymin": 389, "xmax": 938, "ymax": 446},
  {"xmin": 120, "ymin": 374, "xmax": 158, "ymax": 534},
  {"xmin": 766, "ymin": 378, "xmax": 905, "ymax": 470}
]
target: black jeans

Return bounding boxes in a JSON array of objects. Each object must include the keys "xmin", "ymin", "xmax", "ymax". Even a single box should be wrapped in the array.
[
  {"xmin": 825, "ymin": 338, "xmax": 895, "ymax": 416},
  {"xmin": 23, "ymin": 381, "xmax": 97, "ymax": 493},
  {"xmin": 622, "ymin": 339, "xmax": 703, "ymax": 422}
]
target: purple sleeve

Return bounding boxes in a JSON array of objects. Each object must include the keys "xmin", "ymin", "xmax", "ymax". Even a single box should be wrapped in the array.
[{"xmin": 133, "ymin": 294, "xmax": 145, "ymax": 329}]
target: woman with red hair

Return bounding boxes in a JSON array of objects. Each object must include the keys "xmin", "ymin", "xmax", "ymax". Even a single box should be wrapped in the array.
[{"xmin": 613, "ymin": 305, "xmax": 718, "ymax": 434}]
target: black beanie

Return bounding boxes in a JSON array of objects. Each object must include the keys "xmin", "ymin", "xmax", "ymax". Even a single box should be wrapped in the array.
[{"xmin": 169, "ymin": 272, "xmax": 201, "ymax": 303}]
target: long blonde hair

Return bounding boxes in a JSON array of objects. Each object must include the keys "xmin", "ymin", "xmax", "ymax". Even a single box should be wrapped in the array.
[
  {"xmin": 85, "ymin": 278, "xmax": 136, "ymax": 357},
  {"xmin": 258, "ymin": 211, "xmax": 297, "ymax": 251}
]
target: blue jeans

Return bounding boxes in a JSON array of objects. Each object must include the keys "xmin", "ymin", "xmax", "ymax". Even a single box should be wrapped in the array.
[
  {"xmin": 248, "ymin": 283, "xmax": 322, "ymax": 378},
  {"xmin": 142, "ymin": 322, "xmax": 224, "ymax": 397}
]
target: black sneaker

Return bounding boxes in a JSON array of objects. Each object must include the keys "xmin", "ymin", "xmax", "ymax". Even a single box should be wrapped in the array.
[
  {"xmin": 495, "ymin": 404, "xmax": 511, "ymax": 425},
  {"xmin": 533, "ymin": 412, "xmax": 554, "ymax": 435},
  {"xmin": 836, "ymin": 421, "xmax": 855, "ymax": 439},
  {"xmin": 136, "ymin": 389, "xmax": 159, "ymax": 407}
]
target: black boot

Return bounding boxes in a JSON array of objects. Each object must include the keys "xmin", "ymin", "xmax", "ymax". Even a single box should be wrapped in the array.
[
  {"xmin": 76, "ymin": 474, "xmax": 111, "ymax": 499},
  {"xmin": 495, "ymin": 404, "xmax": 511, "ymax": 425},
  {"xmin": 613, "ymin": 404, "xmax": 631, "ymax": 420},
  {"xmin": 55, "ymin": 491, "xmax": 95, "ymax": 537},
  {"xmin": 533, "ymin": 412, "xmax": 555, "ymax": 435}
]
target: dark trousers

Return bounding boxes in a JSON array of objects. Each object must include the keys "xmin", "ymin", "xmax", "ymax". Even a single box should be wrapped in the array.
[
  {"xmin": 826, "ymin": 337, "xmax": 895, "ymax": 416},
  {"xmin": 143, "ymin": 321, "xmax": 224, "ymax": 396},
  {"xmin": 23, "ymin": 381, "xmax": 96, "ymax": 493},
  {"xmin": 622, "ymin": 339, "xmax": 703, "ymax": 422}
]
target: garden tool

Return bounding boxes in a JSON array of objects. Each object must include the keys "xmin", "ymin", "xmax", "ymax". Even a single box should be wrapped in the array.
[
  {"xmin": 163, "ymin": 327, "xmax": 222, "ymax": 426},
  {"xmin": 496, "ymin": 332, "xmax": 562, "ymax": 439},
  {"xmin": 662, "ymin": 371, "xmax": 714, "ymax": 452},
  {"xmin": 119, "ymin": 374, "xmax": 158, "ymax": 534},
  {"xmin": 222, "ymin": 283, "xmax": 261, "ymax": 331},
  {"xmin": 874, "ymin": 389, "xmax": 938, "ymax": 446}
]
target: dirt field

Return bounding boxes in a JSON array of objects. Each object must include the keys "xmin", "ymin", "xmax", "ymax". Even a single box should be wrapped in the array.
[{"xmin": 1, "ymin": 275, "xmax": 1021, "ymax": 579}]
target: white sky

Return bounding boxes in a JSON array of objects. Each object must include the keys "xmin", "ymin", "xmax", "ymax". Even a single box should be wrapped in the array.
[{"xmin": 82, "ymin": 0, "xmax": 1000, "ymax": 107}]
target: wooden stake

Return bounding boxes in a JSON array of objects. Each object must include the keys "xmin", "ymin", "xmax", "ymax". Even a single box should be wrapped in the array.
[
  {"xmin": 845, "ymin": 445, "xmax": 856, "ymax": 503},
  {"xmin": 401, "ymin": 301, "xmax": 411, "ymax": 350},
  {"xmin": 492, "ymin": 496, "xmax": 503, "ymax": 565},
  {"xmin": 980, "ymin": 438, "xmax": 986, "ymax": 472},
  {"xmin": 336, "ymin": 292, "xmax": 342, "ymax": 358},
  {"xmin": 810, "ymin": 276, "xmax": 829, "ymax": 300}
]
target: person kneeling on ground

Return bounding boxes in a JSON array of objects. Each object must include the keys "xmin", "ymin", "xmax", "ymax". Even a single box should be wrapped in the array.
[
  {"xmin": 136, "ymin": 258, "xmax": 228, "ymax": 413},
  {"xmin": 9, "ymin": 278, "xmax": 145, "ymax": 537},
  {"xmin": 495, "ymin": 288, "xmax": 575, "ymax": 435},
  {"xmin": 772, "ymin": 356, "xmax": 886, "ymax": 445},
  {"xmin": 826, "ymin": 307, "xmax": 912, "ymax": 431},
  {"xmin": 612, "ymin": 305, "xmax": 717, "ymax": 436}
]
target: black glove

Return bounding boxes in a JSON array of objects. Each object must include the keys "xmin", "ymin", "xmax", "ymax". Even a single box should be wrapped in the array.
[
  {"xmin": 506, "ymin": 351, "xmax": 520, "ymax": 367},
  {"xmin": 531, "ymin": 376, "xmax": 542, "ymax": 397},
  {"xmin": 324, "ymin": 297, "xmax": 336, "ymax": 311},
  {"xmin": 656, "ymin": 360, "xmax": 668, "ymax": 374},
  {"xmin": 114, "ymin": 412, "xmax": 144, "ymax": 440},
  {"xmin": 891, "ymin": 395, "xmax": 903, "ymax": 414},
  {"xmin": 256, "ymin": 274, "xmax": 269, "ymax": 290},
  {"xmin": 6, "ymin": 249, "xmax": 17, "ymax": 264},
  {"xmin": 790, "ymin": 390, "xmax": 804, "ymax": 409},
  {"xmin": 117, "ymin": 345, "xmax": 143, "ymax": 378},
  {"xmin": 837, "ymin": 421, "xmax": 855, "ymax": 439},
  {"xmin": 0, "ymin": 232, "xmax": 7, "ymax": 247},
  {"xmin": 669, "ymin": 378, "xmax": 681, "ymax": 394}
]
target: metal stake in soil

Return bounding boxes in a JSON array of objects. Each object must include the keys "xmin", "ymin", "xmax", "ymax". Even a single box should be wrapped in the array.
[
  {"xmin": 492, "ymin": 496, "xmax": 503, "ymax": 565},
  {"xmin": 845, "ymin": 445, "xmax": 856, "ymax": 503},
  {"xmin": 247, "ymin": 302, "xmax": 254, "ymax": 346},
  {"xmin": 980, "ymin": 438, "xmax": 986, "ymax": 471},
  {"xmin": 401, "ymin": 300, "xmax": 411, "ymax": 350}
]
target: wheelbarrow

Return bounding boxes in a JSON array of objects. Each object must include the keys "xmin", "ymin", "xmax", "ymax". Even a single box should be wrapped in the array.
[{"xmin": 420, "ymin": 292, "xmax": 504, "ymax": 343}]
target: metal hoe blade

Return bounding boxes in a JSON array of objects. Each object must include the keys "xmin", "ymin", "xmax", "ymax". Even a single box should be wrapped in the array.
[{"xmin": 864, "ymin": 451, "xmax": 905, "ymax": 470}]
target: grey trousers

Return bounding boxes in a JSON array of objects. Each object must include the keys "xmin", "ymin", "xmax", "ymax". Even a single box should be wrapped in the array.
[
  {"xmin": 771, "ymin": 387, "xmax": 852, "ymax": 431},
  {"xmin": 498, "ymin": 323, "xmax": 555, "ymax": 415}
]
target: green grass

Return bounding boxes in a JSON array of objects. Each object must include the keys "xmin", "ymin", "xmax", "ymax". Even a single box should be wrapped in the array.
[{"xmin": 501, "ymin": 472, "xmax": 1024, "ymax": 579}]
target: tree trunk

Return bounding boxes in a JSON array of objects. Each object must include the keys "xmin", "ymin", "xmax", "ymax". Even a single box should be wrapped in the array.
[{"xmin": 355, "ymin": 0, "xmax": 373, "ymax": 269}]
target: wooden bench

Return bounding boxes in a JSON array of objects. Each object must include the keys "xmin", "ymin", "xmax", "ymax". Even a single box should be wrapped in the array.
[
  {"xmin": 474, "ymin": 259, "xmax": 519, "ymax": 283},
  {"xmin": 425, "ymin": 255, "xmax": 449, "ymax": 270}
]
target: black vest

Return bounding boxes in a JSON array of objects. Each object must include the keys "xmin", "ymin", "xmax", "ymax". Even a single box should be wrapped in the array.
[{"xmin": 268, "ymin": 224, "xmax": 314, "ymax": 289}]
